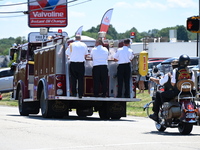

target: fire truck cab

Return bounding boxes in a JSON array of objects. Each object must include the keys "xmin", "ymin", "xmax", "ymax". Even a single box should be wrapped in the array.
[{"xmin": 10, "ymin": 35, "xmax": 140, "ymax": 119}]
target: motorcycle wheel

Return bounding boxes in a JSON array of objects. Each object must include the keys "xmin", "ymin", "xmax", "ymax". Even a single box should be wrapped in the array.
[
  {"xmin": 178, "ymin": 122, "xmax": 193, "ymax": 135},
  {"xmin": 155, "ymin": 111, "xmax": 166, "ymax": 132},
  {"xmin": 155, "ymin": 122, "xmax": 166, "ymax": 132}
]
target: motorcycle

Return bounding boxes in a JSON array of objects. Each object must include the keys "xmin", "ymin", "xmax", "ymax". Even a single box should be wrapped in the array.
[{"xmin": 144, "ymin": 79, "xmax": 200, "ymax": 135}]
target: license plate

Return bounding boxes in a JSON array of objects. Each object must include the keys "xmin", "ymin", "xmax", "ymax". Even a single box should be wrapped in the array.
[{"xmin": 186, "ymin": 113, "xmax": 196, "ymax": 118}]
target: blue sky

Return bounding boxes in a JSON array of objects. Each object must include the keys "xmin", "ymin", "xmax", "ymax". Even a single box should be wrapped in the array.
[{"xmin": 0, "ymin": 0, "xmax": 198, "ymax": 39}]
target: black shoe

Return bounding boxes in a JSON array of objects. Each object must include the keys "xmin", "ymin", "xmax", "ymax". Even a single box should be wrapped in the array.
[
  {"xmin": 149, "ymin": 113, "xmax": 158, "ymax": 122},
  {"xmin": 78, "ymin": 95, "xmax": 82, "ymax": 98},
  {"xmin": 125, "ymin": 95, "xmax": 130, "ymax": 98},
  {"xmin": 100, "ymin": 94, "xmax": 106, "ymax": 98},
  {"xmin": 71, "ymin": 93, "xmax": 76, "ymax": 97}
]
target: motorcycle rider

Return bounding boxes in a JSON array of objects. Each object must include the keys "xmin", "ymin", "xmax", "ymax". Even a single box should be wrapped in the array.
[
  {"xmin": 171, "ymin": 54, "xmax": 195, "ymax": 91},
  {"xmin": 149, "ymin": 59, "xmax": 179, "ymax": 121}
]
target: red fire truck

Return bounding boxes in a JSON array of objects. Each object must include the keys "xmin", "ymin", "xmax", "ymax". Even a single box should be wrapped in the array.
[{"xmin": 10, "ymin": 35, "xmax": 141, "ymax": 119}]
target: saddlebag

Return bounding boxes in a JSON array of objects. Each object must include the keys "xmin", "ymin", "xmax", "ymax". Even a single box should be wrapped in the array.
[
  {"xmin": 197, "ymin": 105, "xmax": 200, "ymax": 118},
  {"xmin": 162, "ymin": 102, "xmax": 181, "ymax": 120}
]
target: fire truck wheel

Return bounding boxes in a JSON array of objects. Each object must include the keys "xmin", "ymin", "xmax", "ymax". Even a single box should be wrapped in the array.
[
  {"xmin": 40, "ymin": 89, "xmax": 52, "ymax": 118},
  {"xmin": 76, "ymin": 107, "xmax": 93, "ymax": 117},
  {"xmin": 18, "ymin": 89, "xmax": 29, "ymax": 116},
  {"xmin": 98, "ymin": 104, "xmax": 110, "ymax": 120}
]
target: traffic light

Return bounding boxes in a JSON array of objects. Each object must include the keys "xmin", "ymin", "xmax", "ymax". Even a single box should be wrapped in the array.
[
  {"xmin": 186, "ymin": 16, "xmax": 200, "ymax": 33},
  {"xmin": 130, "ymin": 32, "xmax": 135, "ymax": 39}
]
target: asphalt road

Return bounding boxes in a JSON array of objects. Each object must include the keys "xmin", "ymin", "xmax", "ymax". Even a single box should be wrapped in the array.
[{"xmin": 1, "ymin": 106, "xmax": 200, "ymax": 150}]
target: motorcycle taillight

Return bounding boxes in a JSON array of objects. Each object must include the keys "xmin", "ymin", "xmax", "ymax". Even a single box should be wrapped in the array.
[{"xmin": 187, "ymin": 104, "xmax": 194, "ymax": 110}]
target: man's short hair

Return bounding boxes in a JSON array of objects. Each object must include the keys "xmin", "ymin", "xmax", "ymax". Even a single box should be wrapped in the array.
[
  {"xmin": 96, "ymin": 39, "xmax": 103, "ymax": 45},
  {"xmin": 75, "ymin": 35, "xmax": 81, "ymax": 40},
  {"xmin": 124, "ymin": 38, "xmax": 130, "ymax": 44}
]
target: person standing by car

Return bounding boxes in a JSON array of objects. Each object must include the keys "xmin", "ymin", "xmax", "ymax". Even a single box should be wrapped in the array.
[
  {"xmin": 66, "ymin": 35, "xmax": 88, "ymax": 98},
  {"xmin": 137, "ymin": 75, "xmax": 145, "ymax": 94},
  {"xmin": 91, "ymin": 39, "xmax": 109, "ymax": 97},
  {"xmin": 114, "ymin": 38, "xmax": 134, "ymax": 98}
]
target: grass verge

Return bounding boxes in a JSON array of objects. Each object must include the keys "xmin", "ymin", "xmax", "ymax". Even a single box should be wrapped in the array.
[
  {"xmin": 0, "ymin": 90, "xmax": 153, "ymax": 117},
  {"xmin": 127, "ymin": 90, "xmax": 153, "ymax": 117},
  {"xmin": 0, "ymin": 92, "xmax": 18, "ymax": 107}
]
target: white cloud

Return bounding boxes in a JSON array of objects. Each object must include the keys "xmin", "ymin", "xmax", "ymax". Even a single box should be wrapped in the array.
[
  {"xmin": 167, "ymin": 0, "xmax": 197, "ymax": 8},
  {"xmin": 134, "ymin": 1, "xmax": 167, "ymax": 10},
  {"xmin": 113, "ymin": 1, "xmax": 167, "ymax": 11},
  {"xmin": 113, "ymin": 0, "xmax": 197, "ymax": 11},
  {"xmin": 113, "ymin": 2, "xmax": 132, "ymax": 9}
]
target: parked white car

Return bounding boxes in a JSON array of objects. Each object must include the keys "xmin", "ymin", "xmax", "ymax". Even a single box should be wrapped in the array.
[{"xmin": 0, "ymin": 67, "xmax": 14, "ymax": 93}]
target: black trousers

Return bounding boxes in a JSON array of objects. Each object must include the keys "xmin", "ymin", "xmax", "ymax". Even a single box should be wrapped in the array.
[
  {"xmin": 69, "ymin": 62, "xmax": 85, "ymax": 96},
  {"xmin": 152, "ymin": 91, "xmax": 163, "ymax": 114},
  {"xmin": 153, "ymin": 90, "xmax": 176, "ymax": 114},
  {"xmin": 117, "ymin": 63, "xmax": 131, "ymax": 98},
  {"xmin": 92, "ymin": 65, "xmax": 108, "ymax": 97}
]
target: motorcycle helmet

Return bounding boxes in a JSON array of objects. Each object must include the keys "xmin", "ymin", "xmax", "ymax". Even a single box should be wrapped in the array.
[
  {"xmin": 153, "ymin": 67, "xmax": 158, "ymax": 73},
  {"xmin": 178, "ymin": 54, "xmax": 190, "ymax": 67}
]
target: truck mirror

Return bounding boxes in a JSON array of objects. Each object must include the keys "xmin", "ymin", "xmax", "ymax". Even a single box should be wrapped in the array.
[{"xmin": 10, "ymin": 62, "xmax": 17, "ymax": 72}]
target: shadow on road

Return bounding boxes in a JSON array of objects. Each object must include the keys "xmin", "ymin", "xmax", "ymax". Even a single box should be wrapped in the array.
[
  {"xmin": 7, "ymin": 114, "xmax": 137, "ymax": 122},
  {"xmin": 143, "ymin": 130, "xmax": 200, "ymax": 136}
]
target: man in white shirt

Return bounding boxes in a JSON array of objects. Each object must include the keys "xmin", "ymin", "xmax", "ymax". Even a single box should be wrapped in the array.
[
  {"xmin": 149, "ymin": 60, "xmax": 179, "ymax": 121},
  {"xmin": 91, "ymin": 39, "xmax": 108, "ymax": 97},
  {"xmin": 66, "ymin": 35, "xmax": 88, "ymax": 98},
  {"xmin": 114, "ymin": 39, "xmax": 134, "ymax": 98}
]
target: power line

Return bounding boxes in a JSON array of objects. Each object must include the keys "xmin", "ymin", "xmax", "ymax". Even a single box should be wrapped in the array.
[
  {"xmin": 0, "ymin": 0, "xmax": 42, "ymax": 7},
  {"xmin": 25, "ymin": 0, "xmax": 78, "ymax": 14},
  {"xmin": 0, "ymin": 0, "xmax": 91, "ymax": 14},
  {"xmin": 0, "ymin": 0, "xmax": 78, "ymax": 14},
  {"xmin": 0, "ymin": 15, "xmax": 25, "ymax": 18},
  {"xmin": 68, "ymin": 0, "xmax": 91, "ymax": 7}
]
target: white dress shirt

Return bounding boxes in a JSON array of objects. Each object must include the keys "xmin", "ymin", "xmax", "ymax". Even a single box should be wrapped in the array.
[
  {"xmin": 114, "ymin": 46, "xmax": 134, "ymax": 64},
  {"xmin": 91, "ymin": 45, "xmax": 108, "ymax": 66},
  {"xmin": 66, "ymin": 41, "xmax": 88, "ymax": 62},
  {"xmin": 159, "ymin": 74, "xmax": 170, "ymax": 85}
]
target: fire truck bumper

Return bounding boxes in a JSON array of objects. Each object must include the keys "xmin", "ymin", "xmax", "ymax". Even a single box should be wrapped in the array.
[{"xmin": 54, "ymin": 96, "xmax": 141, "ymax": 102}]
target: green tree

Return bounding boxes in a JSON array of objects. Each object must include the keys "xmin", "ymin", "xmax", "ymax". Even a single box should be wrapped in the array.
[
  {"xmin": 15, "ymin": 36, "xmax": 27, "ymax": 45},
  {"xmin": 148, "ymin": 29, "xmax": 159, "ymax": 37},
  {"xmin": 0, "ymin": 36, "xmax": 27, "ymax": 55},
  {"xmin": 82, "ymin": 31, "xmax": 98, "ymax": 39},
  {"xmin": 187, "ymin": 31, "xmax": 197, "ymax": 41},
  {"xmin": 106, "ymin": 24, "xmax": 118, "ymax": 39},
  {"xmin": 158, "ymin": 27, "xmax": 174, "ymax": 40},
  {"xmin": 176, "ymin": 25, "xmax": 189, "ymax": 42},
  {"xmin": 83, "ymin": 24, "xmax": 118, "ymax": 40},
  {"xmin": 0, "ymin": 37, "xmax": 15, "ymax": 55}
]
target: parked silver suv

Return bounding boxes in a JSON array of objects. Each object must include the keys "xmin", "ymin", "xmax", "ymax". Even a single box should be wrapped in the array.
[{"xmin": 0, "ymin": 67, "xmax": 14, "ymax": 93}]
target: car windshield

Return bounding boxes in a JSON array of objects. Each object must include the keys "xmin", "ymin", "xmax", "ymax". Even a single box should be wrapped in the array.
[{"xmin": 156, "ymin": 56, "xmax": 199, "ymax": 74}]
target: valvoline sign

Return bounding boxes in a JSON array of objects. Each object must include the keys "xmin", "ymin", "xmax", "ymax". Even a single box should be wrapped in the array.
[{"xmin": 28, "ymin": 0, "xmax": 68, "ymax": 27}]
